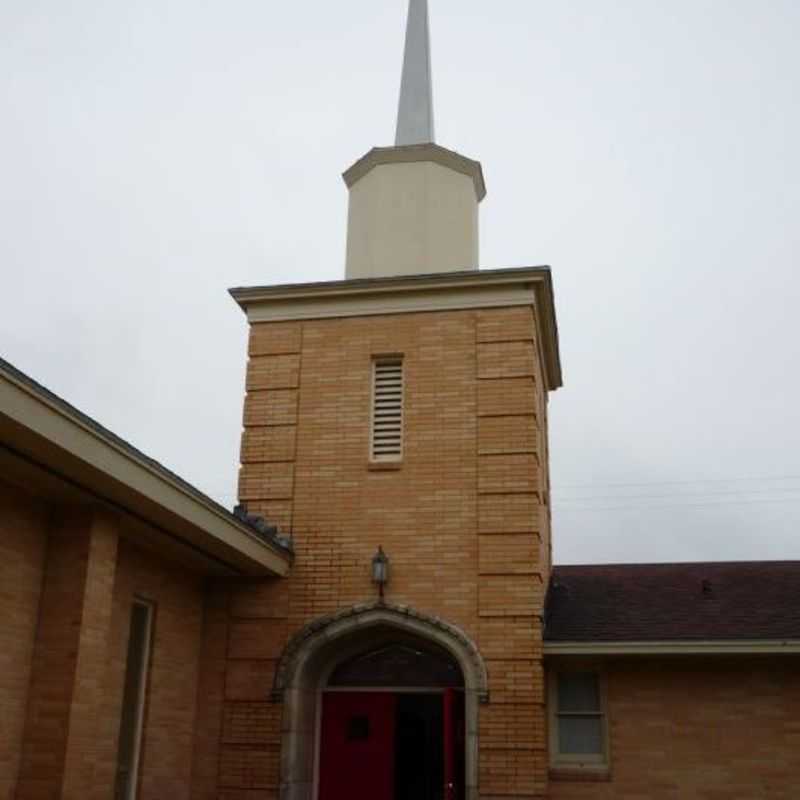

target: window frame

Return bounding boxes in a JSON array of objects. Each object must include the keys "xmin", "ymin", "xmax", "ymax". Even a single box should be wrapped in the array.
[
  {"xmin": 369, "ymin": 355, "xmax": 405, "ymax": 465},
  {"xmin": 116, "ymin": 597, "xmax": 156, "ymax": 800},
  {"xmin": 548, "ymin": 668, "xmax": 610, "ymax": 772}
]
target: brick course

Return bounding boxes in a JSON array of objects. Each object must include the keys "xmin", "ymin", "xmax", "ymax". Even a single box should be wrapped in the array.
[
  {"xmin": 479, "ymin": 533, "xmax": 542, "ymax": 575},
  {"xmin": 478, "ymin": 415, "xmax": 538, "ymax": 456}
]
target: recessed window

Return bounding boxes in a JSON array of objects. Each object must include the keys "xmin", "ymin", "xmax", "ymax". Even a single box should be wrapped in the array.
[
  {"xmin": 370, "ymin": 357, "xmax": 404, "ymax": 462},
  {"xmin": 115, "ymin": 600, "xmax": 155, "ymax": 800},
  {"xmin": 550, "ymin": 672, "xmax": 608, "ymax": 769}
]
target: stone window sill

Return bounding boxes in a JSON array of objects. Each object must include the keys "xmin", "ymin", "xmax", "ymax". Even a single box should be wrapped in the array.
[
  {"xmin": 549, "ymin": 766, "xmax": 611, "ymax": 783},
  {"xmin": 368, "ymin": 461, "xmax": 403, "ymax": 472}
]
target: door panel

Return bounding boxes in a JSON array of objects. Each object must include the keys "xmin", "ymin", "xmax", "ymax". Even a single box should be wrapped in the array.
[{"xmin": 319, "ymin": 692, "xmax": 396, "ymax": 800}]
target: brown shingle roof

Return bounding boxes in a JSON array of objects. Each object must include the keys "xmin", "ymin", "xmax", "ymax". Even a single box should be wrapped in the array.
[{"xmin": 545, "ymin": 561, "xmax": 800, "ymax": 642}]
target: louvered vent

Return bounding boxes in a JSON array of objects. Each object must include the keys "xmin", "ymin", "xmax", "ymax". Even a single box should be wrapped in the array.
[{"xmin": 371, "ymin": 358, "xmax": 404, "ymax": 461}]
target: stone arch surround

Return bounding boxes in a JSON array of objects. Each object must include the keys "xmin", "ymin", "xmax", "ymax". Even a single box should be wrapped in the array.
[{"xmin": 273, "ymin": 602, "xmax": 489, "ymax": 800}]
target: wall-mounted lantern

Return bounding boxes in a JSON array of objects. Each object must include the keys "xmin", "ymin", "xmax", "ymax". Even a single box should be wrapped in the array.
[{"xmin": 371, "ymin": 546, "xmax": 390, "ymax": 600}]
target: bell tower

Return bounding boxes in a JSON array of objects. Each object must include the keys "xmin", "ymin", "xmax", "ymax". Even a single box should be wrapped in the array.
[{"xmin": 228, "ymin": 3, "xmax": 562, "ymax": 799}]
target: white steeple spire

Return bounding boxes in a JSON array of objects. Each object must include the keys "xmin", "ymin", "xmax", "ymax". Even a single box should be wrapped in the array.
[
  {"xmin": 395, "ymin": 0, "xmax": 435, "ymax": 146},
  {"xmin": 343, "ymin": 0, "xmax": 484, "ymax": 279}
]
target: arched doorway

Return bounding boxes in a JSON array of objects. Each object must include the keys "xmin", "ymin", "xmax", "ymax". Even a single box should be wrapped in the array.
[
  {"xmin": 320, "ymin": 639, "xmax": 465, "ymax": 800},
  {"xmin": 273, "ymin": 603, "xmax": 487, "ymax": 800}
]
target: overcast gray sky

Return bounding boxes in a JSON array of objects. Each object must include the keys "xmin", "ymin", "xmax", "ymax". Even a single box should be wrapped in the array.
[{"xmin": 2, "ymin": 0, "xmax": 798, "ymax": 565}]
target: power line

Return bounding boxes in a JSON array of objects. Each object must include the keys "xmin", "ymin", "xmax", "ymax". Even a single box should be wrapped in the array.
[
  {"xmin": 557, "ymin": 474, "xmax": 800, "ymax": 491},
  {"xmin": 556, "ymin": 486, "xmax": 800, "ymax": 504},
  {"xmin": 554, "ymin": 496, "xmax": 800, "ymax": 513}
]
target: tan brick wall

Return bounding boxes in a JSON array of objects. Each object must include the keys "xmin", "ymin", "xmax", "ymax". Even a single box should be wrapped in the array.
[
  {"xmin": 191, "ymin": 585, "xmax": 231, "ymax": 800},
  {"xmin": 93, "ymin": 539, "xmax": 205, "ymax": 800},
  {"xmin": 1, "ymin": 490, "xmax": 208, "ymax": 798},
  {"xmin": 477, "ymin": 309, "xmax": 549, "ymax": 797},
  {"xmin": 216, "ymin": 579, "xmax": 285, "ymax": 797},
  {"xmin": 15, "ymin": 508, "xmax": 113, "ymax": 800},
  {"xmin": 0, "ymin": 482, "xmax": 48, "ymax": 800},
  {"xmin": 548, "ymin": 659, "xmax": 800, "ymax": 800},
  {"xmin": 61, "ymin": 514, "xmax": 119, "ymax": 799},
  {"xmin": 475, "ymin": 308, "xmax": 550, "ymax": 798},
  {"xmin": 235, "ymin": 305, "xmax": 553, "ymax": 798}
]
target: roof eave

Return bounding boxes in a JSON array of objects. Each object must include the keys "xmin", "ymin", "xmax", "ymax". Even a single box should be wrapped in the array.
[
  {"xmin": 0, "ymin": 359, "xmax": 292, "ymax": 577},
  {"xmin": 544, "ymin": 640, "xmax": 800, "ymax": 656}
]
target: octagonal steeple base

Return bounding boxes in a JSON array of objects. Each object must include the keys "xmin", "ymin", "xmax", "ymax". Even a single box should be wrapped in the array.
[{"xmin": 343, "ymin": 144, "xmax": 486, "ymax": 280}]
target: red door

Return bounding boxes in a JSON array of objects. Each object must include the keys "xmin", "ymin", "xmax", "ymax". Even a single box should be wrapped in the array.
[{"xmin": 319, "ymin": 692, "xmax": 396, "ymax": 800}]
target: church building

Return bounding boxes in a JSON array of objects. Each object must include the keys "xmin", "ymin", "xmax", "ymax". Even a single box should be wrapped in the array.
[{"xmin": 1, "ymin": 2, "xmax": 798, "ymax": 799}]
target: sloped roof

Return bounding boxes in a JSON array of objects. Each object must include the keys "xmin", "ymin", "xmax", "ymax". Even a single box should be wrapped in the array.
[
  {"xmin": 0, "ymin": 355, "xmax": 292, "ymax": 575},
  {"xmin": 545, "ymin": 561, "xmax": 800, "ymax": 642}
]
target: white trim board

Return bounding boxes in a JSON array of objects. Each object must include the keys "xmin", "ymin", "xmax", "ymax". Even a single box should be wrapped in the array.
[
  {"xmin": 544, "ymin": 640, "xmax": 800, "ymax": 656},
  {"xmin": 241, "ymin": 285, "xmax": 536, "ymax": 323}
]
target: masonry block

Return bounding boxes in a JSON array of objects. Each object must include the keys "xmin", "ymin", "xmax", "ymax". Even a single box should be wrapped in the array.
[
  {"xmin": 479, "ymin": 618, "xmax": 543, "ymax": 660},
  {"xmin": 478, "ymin": 415, "xmax": 538, "ymax": 456},
  {"xmin": 479, "ymin": 493, "xmax": 541, "ymax": 534},
  {"xmin": 249, "ymin": 323, "xmax": 302, "ymax": 356},
  {"xmin": 477, "ymin": 341, "xmax": 536, "ymax": 379},
  {"xmin": 479, "ymin": 574, "xmax": 543, "ymax": 617},
  {"xmin": 478, "ymin": 378, "xmax": 537, "ymax": 417},
  {"xmin": 241, "ymin": 426, "xmax": 297, "ymax": 464},
  {"xmin": 238, "ymin": 462, "xmax": 295, "ymax": 501},
  {"xmin": 478, "ymin": 454, "xmax": 540, "ymax": 495},
  {"xmin": 479, "ymin": 534, "xmax": 541, "ymax": 575},
  {"xmin": 247, "ymin": 355, "xmax": 301, "ymax": 391},
  {"xmin": 244, "ymin": 390, "xmax": 299, "ymax": 427},
  {"xmin": 476, "ymin": 307, "xmax": 536, "ymax": 343}
]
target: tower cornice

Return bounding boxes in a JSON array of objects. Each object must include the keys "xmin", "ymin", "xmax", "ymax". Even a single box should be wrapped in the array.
[
  {"xmin": 230, "ymin": 266, "xmax": 562, "ymax": 391},
  {"xmin": 343, "ymin": 143, "xmax": 486, "ymax": 202}
]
